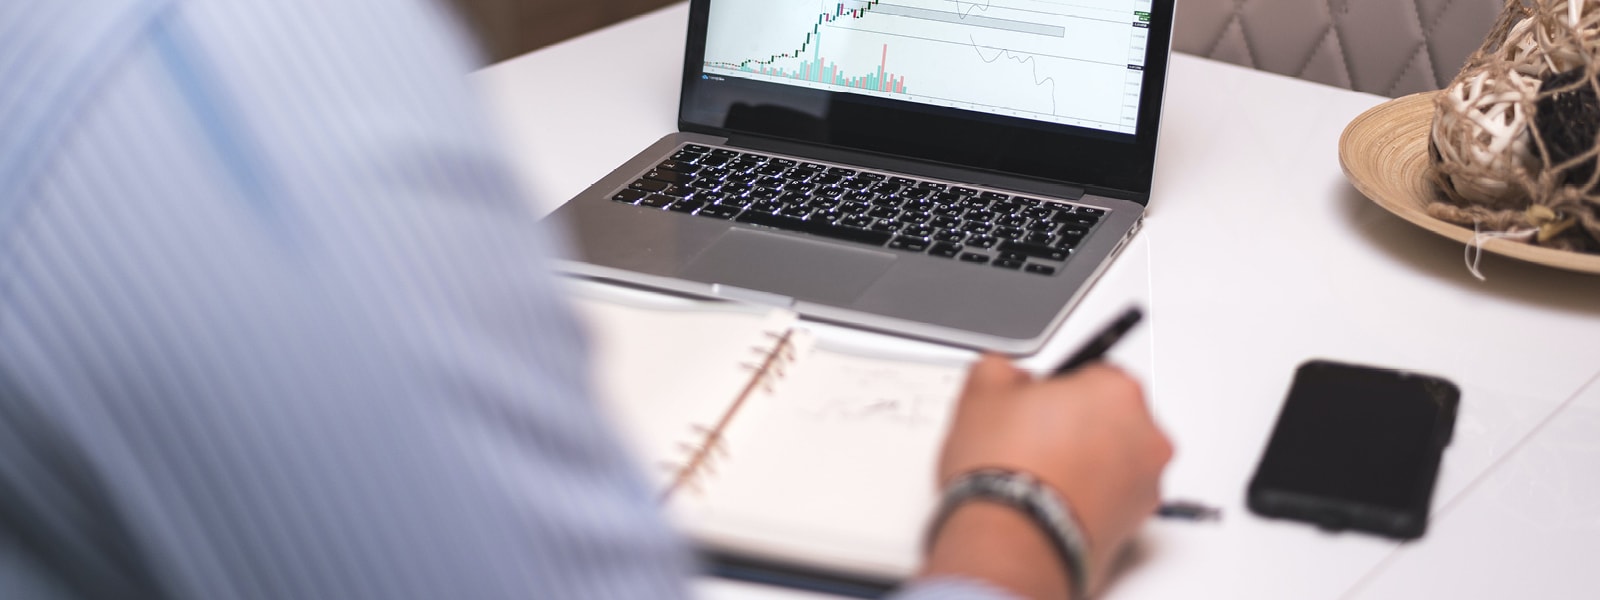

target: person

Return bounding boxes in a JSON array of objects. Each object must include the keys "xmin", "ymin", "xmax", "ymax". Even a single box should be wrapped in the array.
[{"xmin": 0, "ymin": 0, "xmax": 1171, "ymax": 598}]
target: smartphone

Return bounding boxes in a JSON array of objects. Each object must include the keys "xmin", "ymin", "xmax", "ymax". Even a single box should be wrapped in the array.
[{"xmin": 1247, "ymin": 359, "xmax": 1459, "ymax": 539}]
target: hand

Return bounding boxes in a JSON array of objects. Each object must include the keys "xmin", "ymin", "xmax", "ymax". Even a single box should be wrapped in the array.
[{"xmin": 920, "ymin": 354, "xmax": 1172, "ymax": 599}]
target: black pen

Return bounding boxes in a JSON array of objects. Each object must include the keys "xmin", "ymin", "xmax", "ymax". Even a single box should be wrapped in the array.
[{"xmin": 1053, "ymin": 306, "xmax": 1144, "ymax": 376}]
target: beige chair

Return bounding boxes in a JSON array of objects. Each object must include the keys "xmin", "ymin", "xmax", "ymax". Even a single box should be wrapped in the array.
[{"xmin": 1173, "ymin": 0, "xmax": 1506, "ymax": 97}]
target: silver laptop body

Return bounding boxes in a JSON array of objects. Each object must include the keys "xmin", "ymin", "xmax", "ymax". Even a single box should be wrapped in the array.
[{"xmin": 551, "ymin": 0, "xmax": 1175, "ymax": 355}]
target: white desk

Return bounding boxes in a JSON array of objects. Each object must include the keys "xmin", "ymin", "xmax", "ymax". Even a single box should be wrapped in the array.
[{"xmin": 475, "ymin": 4, "xmax": 1600, "ymax": 598}]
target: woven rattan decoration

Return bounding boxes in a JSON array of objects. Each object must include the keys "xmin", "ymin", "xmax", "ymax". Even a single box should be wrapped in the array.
[{"xmin": 1430, "ymin": 0, "xmax": 1600, "ymax": 253}]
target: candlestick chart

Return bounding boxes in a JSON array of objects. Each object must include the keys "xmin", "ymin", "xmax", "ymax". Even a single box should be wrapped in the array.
[{"xmin": 703, "ymin": 0, "xmax": 1155, "ymax": 133}]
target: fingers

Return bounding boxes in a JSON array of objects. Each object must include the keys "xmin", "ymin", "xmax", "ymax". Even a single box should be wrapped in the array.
[{"xmin": 962, "ymin": 353, "xmax": 1029, "ymax": 395}]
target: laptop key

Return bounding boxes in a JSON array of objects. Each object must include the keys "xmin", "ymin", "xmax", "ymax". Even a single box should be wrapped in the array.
[
  {"xmin": 967, "ymin": 235, "xmax": 998, "ymax": 249},
  {"xmin": 630, "ymin": 179, "xmax": 670, "ymax": 193},
  {"xmin": 644, "ymin": 170, "xmax": 694, "ymax": 185},
  {"xmin": 668, "ymin": 200, "xmax": 706, "ymax": 213},
  {"xmin": 735, "ymin": 211, "xmax": 893, "ymax": 246},
  {"xmin": 699, "ymin": 205, "xmax": 741, "ymax": 220},
  {"xmin": 840, "ymin": 214, "xmax": 873, "ymax": 228},
  {"xmin": 660, "ymin": 184, "xmax": 694, "ymax": 198},
  {"xmin": 898, "ymin": 211, "xmax": 931, "ymax": 224},
  {"xmin": 669, "ymin": 151, "xmax": 700, "ymax": 162},
  {"xmin": 1058, "ymin": 215, "xmax": 1099, "ymax": 227},
  {"xmin": 683, "ymin": 144, "xmax": 711, "ymax": 154},
  {"xmin": 1024, "ymin": 264, "xmax": 1058, "ymax": 276},
  {"xmin": 839, "ymin": 202, "xmax": 870, "ymax": 215},
  {"xmin": 888, "ymin": 236, "xmax": 931, "ymax": 252},
  {"xmin": 657, "ymin": 160, "xmax": 700, "ymax": 174},
  {"xmin": 1024, "ymin": 232, "xmax": 1055, "ymax": 246},
  {"xmin": 993, "ymin": 259, "xmax": 1025, "ymax": 270},
  {"xmin": 999, "ymin": 240, "xmax": 1070, "ymax": 261},
  {"xmin": 611, "ymin": 189, "xmax": 647, "ymax": 204},
  {"xmin": 930, "ymin": 242, "xmax": 963, "ymax": 258},
  {"xmin": 932, "ymin": 229, "xmax": 965, "ymax": 243},
  {"xmin": 639, "ymin": 194, "xmax": 674, "ymax": 208},
  {"xmin": 958, "ymin": 252, "xmax": 991, "ymax": 264},
  {"xmin": 711, "ymin": 148, "xmax": 740, "ymax": 157}
]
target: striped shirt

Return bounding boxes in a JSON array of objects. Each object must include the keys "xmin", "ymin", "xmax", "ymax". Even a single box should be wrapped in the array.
[{"xmin": 0, "ymin": 1, "xmax": 1011, "ymax": 598}]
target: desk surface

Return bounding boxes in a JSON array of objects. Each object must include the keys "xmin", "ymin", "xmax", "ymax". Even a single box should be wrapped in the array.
[{"xmin": 474, "ymin": 4, "xmax": 1600, "ymax": 598}]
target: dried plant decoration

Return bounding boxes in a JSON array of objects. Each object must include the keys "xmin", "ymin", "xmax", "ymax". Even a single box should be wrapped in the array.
[{"xmin": 1428, "ymin": 0, "xmax": 1600, "ymax": 253}]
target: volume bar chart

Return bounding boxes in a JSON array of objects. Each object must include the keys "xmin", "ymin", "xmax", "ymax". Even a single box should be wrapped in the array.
[{"xmin": 743, "ymin": 43, "xmax": 906, "ymax": 94}]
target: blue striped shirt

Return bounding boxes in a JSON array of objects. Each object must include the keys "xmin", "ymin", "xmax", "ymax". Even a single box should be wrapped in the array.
[{"xmin": 0, "ymin": 1, "xmax": 1011, "ymax": 598}]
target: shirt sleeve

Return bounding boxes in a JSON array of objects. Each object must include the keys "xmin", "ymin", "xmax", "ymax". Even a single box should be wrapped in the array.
[
  {"xmin": 0, "ymin": 0, "xmax": 692, "ymax": 598},
  {"xmin": 0, "ymin": 2, "xmax": 1037, "ymax": 599}
]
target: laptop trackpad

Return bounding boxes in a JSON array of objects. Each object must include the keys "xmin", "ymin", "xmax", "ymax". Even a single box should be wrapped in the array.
[{"xmin": 680, "ymin": 228, "xmax": 895, "ymax": 305}]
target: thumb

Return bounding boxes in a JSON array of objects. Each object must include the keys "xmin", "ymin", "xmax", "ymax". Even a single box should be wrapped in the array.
[{"xmin": 962, "ymin": 353, "xmax": 1029, "ymax": 397}]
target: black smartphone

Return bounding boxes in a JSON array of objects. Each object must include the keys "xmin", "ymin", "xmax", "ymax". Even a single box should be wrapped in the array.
[{"xmin": 1247, "ymin": 359, "xmax": 1459, "ymax": 539}]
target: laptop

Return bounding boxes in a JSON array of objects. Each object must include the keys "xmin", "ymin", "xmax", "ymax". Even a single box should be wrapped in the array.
[{"xmin": 551, "ymin": 0, "xmax": 1175, "ymax": 355}]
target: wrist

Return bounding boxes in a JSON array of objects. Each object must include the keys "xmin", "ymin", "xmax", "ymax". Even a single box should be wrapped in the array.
[
  {"xmin": 923, "ymin": 469, "xmax": 1093, "ymax": 600},
  {"xmin": 921, "ymin": 502, "xmax": 1075, "ymax": 599}
]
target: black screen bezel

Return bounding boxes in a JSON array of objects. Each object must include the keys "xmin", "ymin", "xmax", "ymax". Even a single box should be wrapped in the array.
[{"xmin": 677, "ymin": 0, "xmax": 1175, "ymax": 202}]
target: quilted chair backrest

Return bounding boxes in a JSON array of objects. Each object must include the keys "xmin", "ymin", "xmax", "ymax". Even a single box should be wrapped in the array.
[{"xmin": 1173, "ymin": 0, "xmax": 1506, "ymax": 97}]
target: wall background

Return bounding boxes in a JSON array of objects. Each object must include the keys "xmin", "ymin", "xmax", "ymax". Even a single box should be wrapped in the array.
[{"xmin": 447, "ymin": 0, "xmax": 679, "ymax": 64}]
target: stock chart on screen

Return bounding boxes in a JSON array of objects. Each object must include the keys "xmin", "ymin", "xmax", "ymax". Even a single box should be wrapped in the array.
[{"xmin": 703, "ymin": 0, "xmax": 1155, "ymax": 134}]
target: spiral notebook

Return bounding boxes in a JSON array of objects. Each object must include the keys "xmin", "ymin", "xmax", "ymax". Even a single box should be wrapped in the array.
[{"xmin": 573, "ymin": 293, "xmax": 971, "ymax": 593}]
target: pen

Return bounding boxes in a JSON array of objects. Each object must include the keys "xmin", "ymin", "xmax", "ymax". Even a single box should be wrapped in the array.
[
  {"xmin": 1157, "ymin": 499, "xmax": 1222, "ymax": 521},
  {"xmin": 1053, "ymin": 306, "xmax": 1143, "ymax": 376},
  {"xmin": 1050, "ymin": 308, "xmax": 1222, "ymax": 522}
]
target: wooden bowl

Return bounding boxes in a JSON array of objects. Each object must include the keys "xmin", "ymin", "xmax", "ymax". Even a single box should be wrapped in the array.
[{"xmin": 1339, "ymin": 91, "xmax": 1600, "ymax": 274}]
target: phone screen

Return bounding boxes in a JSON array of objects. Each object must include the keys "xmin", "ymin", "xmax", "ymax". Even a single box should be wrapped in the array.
[{"xmin": 1248, "ymin": 360, "xmax": 1459, "ymax": 538}]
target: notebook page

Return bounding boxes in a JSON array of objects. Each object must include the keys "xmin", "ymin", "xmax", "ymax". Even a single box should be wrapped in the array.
[
  {"xmin": 670, "ymin": 346, "xmax": 971, "ymax": 579},
  {"xmin": 572, "ymin": 294, "xmax": 799, "ymax": 491}
]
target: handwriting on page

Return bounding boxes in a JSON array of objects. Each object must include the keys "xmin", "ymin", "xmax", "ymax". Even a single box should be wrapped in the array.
[{"xmin": 787, "ymin": 354, "xmax": 966, "ymax": 428}]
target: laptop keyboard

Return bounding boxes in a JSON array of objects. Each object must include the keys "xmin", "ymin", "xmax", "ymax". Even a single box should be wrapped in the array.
[{"xmin": 608, "ymin": 144, "xmax": 1107, "ymax": 277}]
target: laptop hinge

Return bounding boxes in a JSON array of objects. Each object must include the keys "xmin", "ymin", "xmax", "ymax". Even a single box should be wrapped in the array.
[
  {"xmin": 709, "ymin": 283, "xmax": 797, "ymax": 309},
  {"xmin": 722, "ymin": 134, "xmax": 1088, "ymax": 201}
]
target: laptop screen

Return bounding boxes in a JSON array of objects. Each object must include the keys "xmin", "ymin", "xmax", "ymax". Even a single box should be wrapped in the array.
[
  {"xmin": 701, "ymin": 0, "xmax": 1155, "ymax": 136},
  {"xmin": 679, "ymin": 0, "xmax": 1175, "ymax": 200}
]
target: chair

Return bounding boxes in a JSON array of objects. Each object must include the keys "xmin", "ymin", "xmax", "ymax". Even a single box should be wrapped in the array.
[{"xmin": 1173, "ymin": 0, "xmax": 1506, "ymax": 97}]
